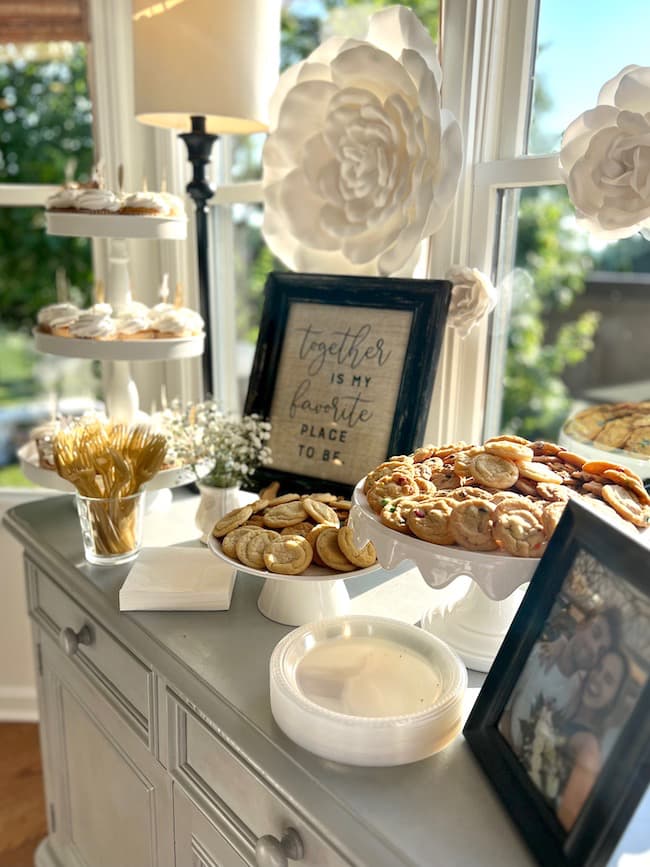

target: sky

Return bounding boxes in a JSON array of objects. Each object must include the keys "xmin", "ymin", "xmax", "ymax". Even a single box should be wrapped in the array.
[{"xmin": 532, "ymin": 0, "xmax": 650, "ymax": 151}]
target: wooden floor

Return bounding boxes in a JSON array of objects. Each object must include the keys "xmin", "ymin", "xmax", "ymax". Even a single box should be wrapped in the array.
[{"xmin": 0, "ymin": 723, "xmax": 47, "ymax": 867}]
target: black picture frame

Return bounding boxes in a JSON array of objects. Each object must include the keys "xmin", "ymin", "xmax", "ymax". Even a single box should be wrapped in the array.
[
  {"xmin": 243, "ymin": 271, "xmax": 451, "ymax": 497},
  {"xmin": 464, "ymin": 499, "xmax": 650, "ymax": 867}
]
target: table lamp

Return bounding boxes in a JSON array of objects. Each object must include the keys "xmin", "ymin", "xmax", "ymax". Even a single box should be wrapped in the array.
[{"xmin": 132, "ymin": 0, "xmax": 281, "ymax": 395}]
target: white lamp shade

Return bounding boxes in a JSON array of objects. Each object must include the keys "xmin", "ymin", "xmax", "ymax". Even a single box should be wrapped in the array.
[{"xmin": 133, "ymin": 0, "xmax": 281, "ymax": 134}]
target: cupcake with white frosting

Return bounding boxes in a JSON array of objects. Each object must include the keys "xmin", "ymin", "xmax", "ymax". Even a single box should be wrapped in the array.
[
  {"xmin": 37, "ymin": 302, "xmax": 80, "ymax": 334},
  {"xmin": 45, "ymin": 188, "xmax": 80, "ymax": 212},
  {"xmin": 115, "ymin": 312, "xmax": 154, "ymax": 340},
  {"xmin": 68, "ymin": 311, "xmax": 117, "ymax": 341},
  {"xmin": 76, "ymin": 188, "xmax": 121, "ymax": 214},
  {"xmin": 121, "ymin": 191, "xmax": 169, "ymax": 216}
]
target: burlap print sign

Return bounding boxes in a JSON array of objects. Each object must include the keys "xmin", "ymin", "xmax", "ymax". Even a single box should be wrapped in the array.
[{"xmin": 244, "ymin": 273, "xmax": 452, "ymax": 497}]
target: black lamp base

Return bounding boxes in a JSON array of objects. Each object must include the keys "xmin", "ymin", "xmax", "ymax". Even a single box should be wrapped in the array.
[{"xmin": 179, "ymin": 115, "xmax": 218, "ymax": 397}]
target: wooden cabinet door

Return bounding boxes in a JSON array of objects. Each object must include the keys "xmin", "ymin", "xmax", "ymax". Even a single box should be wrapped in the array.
[
  {"xmin": 39, "ymin": 631, "xmax": 174, "ymax": 867},
  {"xmin": 173, "ymin": 786, "xmax": 252, "ymax": 867}
]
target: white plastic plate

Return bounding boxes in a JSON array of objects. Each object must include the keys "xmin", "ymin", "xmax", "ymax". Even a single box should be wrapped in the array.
[
  {"xmin": 270, "ymin": 615, "xmax": 467, "ymax": 766},
  {"xmin": 46, "ymin": 210, "xmax": 187, "ymax": 240},
  {"xmin": 33, "ymin": 329, "xmax": 204, "ymax": 362},
  {"xmin": 208, "ymin": 534, "xmax": 379, "ymax": 583},
  {"xmin": 350, "ymin": 479, "xmax": 537, "ymax": 600}
]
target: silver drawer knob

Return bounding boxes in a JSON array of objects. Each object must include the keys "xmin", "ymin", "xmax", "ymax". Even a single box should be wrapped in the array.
[
  {"xmin": 255, "ymin": 828, "xmax": 304, "ymax": 867},
  {"xmin": 59, "ymin": 624, "xmax": 92, "ymax": 657}
]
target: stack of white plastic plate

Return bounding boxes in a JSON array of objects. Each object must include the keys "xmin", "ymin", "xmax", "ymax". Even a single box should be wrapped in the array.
[{"xmin": 270, "ymin": 616, "xmax": 467, "ymax": 766}]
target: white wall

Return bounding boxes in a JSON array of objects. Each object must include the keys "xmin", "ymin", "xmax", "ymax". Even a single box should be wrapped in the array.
[{"xmin": 0, "ymin": 489, "xmax": 55, "ymax": 720}]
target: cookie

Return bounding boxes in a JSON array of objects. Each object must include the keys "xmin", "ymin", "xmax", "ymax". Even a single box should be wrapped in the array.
[
  {"xmin": 303, "ymin": 492, "xmax": 338, "ymax": 504},
  {"xmin": 470, "ymin": 453, "xmax": 519, "ymax": 490},
  {"xmin": 484, "ymin": 439, "xmax": 534, "ymax": 462},
  {"xmin": 448, "ymin": 499, "xmax": 497, "ymax": 551},
  {"xmin": 493, "ymin": 509, "xmax": 546, "ymax": 557},
  {"xmin": 536, "ymin": 482, "xmax": 570, "ymax": 502},
  {"xmin": 542, "ymin": 501, "xmax": 567, "ymax": 537},
  {"xmin": 380, "ymin": 496, "xmax": 430, "ymax": 533},
  {"xmin": 265, "ymin": 493, "xmax": 301, "ymax": 507},
  {"xmin": 428, "ymin": 469, "xmax": 462, "ymax": 490},
  {"xmin": 516, "ymin": 460, "xmax": 563, "ymax": 485},
  {"xmin": 407, "ymin": 499, "xmax": 455, "ymax": 545},
  {"xmin": 236, "ymin": 529, "xmax": 280, "ymax": 569},
  {"xmin": 222, "ymin": 525, "xmax": 260, "ymax": 558},
  {"xmin": 594, "ymin": 418, "xmax": 632, "ymax": 449},
  {"xmin": 315, "ymin": 527, "xmax": 356, "ymax": 572},
  {"xmin": 556, "ymin": 450, "xmax": 586, "ymax": 469},
  {"xmin": 249, "ymin": 498, "xmax": 270, "ymax": 514},
  {"xmin": 281, "ymin": 521, "xmax": 315, "ymax": 539},
  {"xmin": 263, "ymin": 500, "xmax": 309, "ymax": 528},
  {"xmin": 366, "ymin": 471, "xmax": 418, "ymax": 513},
  {"xmin": 624, "ymin": 426, "xmax": 650, "ymax": 456},
  {"xmin": 601, "ymin": 469, "xmax": 650, "ymax": 504},
  {"xmin": 211, "ymin": 505, "xmax": 254, "ymax": 538},
  {"xmin": 259, "ymin": 481, "xmax": 280, "ymax": 500},
  {"xmin": 602, "ymin": 484, "xmax": 650, "ymax": 528},
  {"xmin": 364, "ymin": 460, "xmax": 413, "ymax": 493},
  {"xmin": 337, "ymin": 526, "xmax": 376, "ymax": 568},
  {"xmin": 303, "ymin": 497, "xmax": 340, "ymax": 527},
  {"xmin": 444, "ymin": 486, "xmax": 493, "ymax": 501},
  {"xmin": 264, "ymin": 535, "xmax": 314, "ymax": 575}
]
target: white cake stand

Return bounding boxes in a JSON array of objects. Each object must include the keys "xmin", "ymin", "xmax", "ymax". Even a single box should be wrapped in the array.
[
  {"xmin": 207, "ymin": 535, "xmax": 379, "ymax": 627},
  {"xmin": 350, "ymin": 480, "xmax": 537, "ymax": 672}
]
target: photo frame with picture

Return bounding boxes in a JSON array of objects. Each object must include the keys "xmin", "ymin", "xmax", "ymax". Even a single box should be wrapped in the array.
[
  {"xmin": 464, "ymin": 499, "xmax": 650, "ymax": 867},
  {"xmin": 243, "ymin": 272, "xmax": 451, "ymax": 497}
]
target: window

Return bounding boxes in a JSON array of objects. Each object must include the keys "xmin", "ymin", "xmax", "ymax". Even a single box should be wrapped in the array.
[
  {"xmin": 478, "ymin": 0, "xmax": 650, "ymax": 447},
  {"xmin": 0, "ymin": 38, "xmax": 97, "ymax": 488}
]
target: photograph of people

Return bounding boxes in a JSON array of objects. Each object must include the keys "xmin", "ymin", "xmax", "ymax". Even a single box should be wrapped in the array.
[
  {"xmin": 555, "ymin": 648, "xmax": 629, "ymax": 830},
  {"xmin": 496, "ymin": 545, "xmax": 648, "ymax": 836},
  {"xmin": 499, "ymin": 607, "xmax": 622, "ymax": 753}
]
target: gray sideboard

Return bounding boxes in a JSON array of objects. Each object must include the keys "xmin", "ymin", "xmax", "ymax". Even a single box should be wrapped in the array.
[{"xmin": 4, "ymin": 494, "xmax": 536, "ymax": 867}]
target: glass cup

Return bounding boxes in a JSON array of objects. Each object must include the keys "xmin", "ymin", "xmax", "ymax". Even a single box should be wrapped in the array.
[{"xmin": 76, "ymin": 492, "xmax": 145, "ymax": 566}]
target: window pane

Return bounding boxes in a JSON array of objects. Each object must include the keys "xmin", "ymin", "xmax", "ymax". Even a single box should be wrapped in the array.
[
  {"xmin": 0, "ymin": 40, "xmax": 96, "ymax": 488},
  {"xmin": 0, "ymin": 42, "xmax": 93, "ymax": 184},
  {"xmin": 528, "ymin": 0, "xmax": 649, "ymax": 154},
  {"xmin": 486, "ymin": 186, "xmax": 650, "ymax": 451}
]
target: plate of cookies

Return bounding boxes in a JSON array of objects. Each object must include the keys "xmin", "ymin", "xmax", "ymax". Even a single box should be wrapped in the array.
[
  {"xmin": 208, "ymin": 492, "xmax": 379, "ymax": 581},
  {"xmin": 561, "ymin": 402, "xmax": 650, "ymax": 478},
  {"xmin": 350, "ymin": 436, "xmax": 650, "ymax": 600}
]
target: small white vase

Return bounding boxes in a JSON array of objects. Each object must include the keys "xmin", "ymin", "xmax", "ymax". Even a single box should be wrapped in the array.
[{"xmin": 195, "ymin": 482, "xmax": 242, "ymax": 544}]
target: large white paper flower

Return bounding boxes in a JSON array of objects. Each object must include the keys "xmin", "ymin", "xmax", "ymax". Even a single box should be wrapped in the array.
[
  {"xmin": 559, "ymin": 64, "xmax": 650, "ymax": 240},
  {"xmin": 445, "ymin": 265, "xmax": 497, "ymax": 338},
  {"xmin": 262, "ymin": 6, "xmax": 462, "ymax": 276}
]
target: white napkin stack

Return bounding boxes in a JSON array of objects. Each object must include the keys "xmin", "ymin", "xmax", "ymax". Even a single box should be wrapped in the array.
[{"xmin": 119, "ymin": 546, "xmax": 236, "ymax": 611}]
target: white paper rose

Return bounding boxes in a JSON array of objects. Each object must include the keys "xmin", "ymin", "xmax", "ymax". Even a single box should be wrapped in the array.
[
  {"xmin": 559, "ymin": 64, "xmax": 650, "ymax": 240},
  {"xmin": 262, "ymin": 5, "xmax": 463, "ymax": 276},
  {"xmin": 445, "ymin": 265, "xmax": 497, "ymax": 338}
]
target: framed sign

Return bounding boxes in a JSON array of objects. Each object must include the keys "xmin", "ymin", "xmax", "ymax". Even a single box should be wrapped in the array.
[
  {"xmin": 464, "ymin": 499, "xmax": 650, "ymax": 867},
  {"xmin": 243, "ymin": 272, "xmax": 451, "ymax": 496}
]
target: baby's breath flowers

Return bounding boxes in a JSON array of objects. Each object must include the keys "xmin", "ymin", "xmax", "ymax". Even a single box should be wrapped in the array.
[{"xmin": 163, "ymin": 399, "xmax": 271, "ymax": 488}]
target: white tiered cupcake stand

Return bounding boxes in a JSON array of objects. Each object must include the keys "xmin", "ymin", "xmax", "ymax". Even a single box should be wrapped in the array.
[
  {"xmin": 28, "ymin": 212, "xmax": 203, "ymax": 502},
  {"xmin": 350, "ymin": 479, "xmax": 535, "ymax": 672}
]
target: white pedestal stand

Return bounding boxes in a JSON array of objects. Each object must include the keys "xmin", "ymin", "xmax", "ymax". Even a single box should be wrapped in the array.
[
  {"xmin": 420, "ymin": 581, "xmax": 527, "ymax": 672},
  {"xmin": 257, "ymin": 577, "xmax": 350, "ymax": 627},
  {"xmin": 350, "ymin": 480, "xmax": 538, "ymax": 673}
]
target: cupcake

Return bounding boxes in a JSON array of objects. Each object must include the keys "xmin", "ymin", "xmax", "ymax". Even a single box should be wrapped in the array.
[
  {"xmin": 114, "ymin": 312, "xmax": 155, "ymax": 340},
  {"xmin": 45, "ymin": 187, "xmax": 80, "ymax": 212},
  {"xmin": 37, "ymin": 302, "xmax": 80, "ymax": 334},
  {"xmin": 76, "ymin": 188, "xmax": 121, "ymax": 214},
  {"xmin": 158, "ymin": 191, "xmax": 185, "ymax": 218},
  {"xmin": 151, "ymin": 309, "xmax": 195, "ymax": 339},
  {"xmin": 86, "ymin": 302, "xmax": 113, "ymax": 317},
  {"xmin": 68, "ymin": 311, "xmax": 117, "ymax": 340},
  {"xmin": 120, "ymin": 191, "xmax": 168, "ymax": 216}
]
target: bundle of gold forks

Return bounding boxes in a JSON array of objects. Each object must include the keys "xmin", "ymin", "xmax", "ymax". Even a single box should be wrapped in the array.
[{"xmin": 53, "ymin": 421, "xmax": 167, "ymax": 556}]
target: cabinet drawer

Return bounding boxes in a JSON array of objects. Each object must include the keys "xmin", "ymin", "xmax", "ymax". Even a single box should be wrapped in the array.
[
  {"xmin": 169, "ymin": 692, "xmax": 351, "ymax": 867},
  {"xmin": 27, "ymin": 558, "xmax": 154, "ymax": 744}
]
